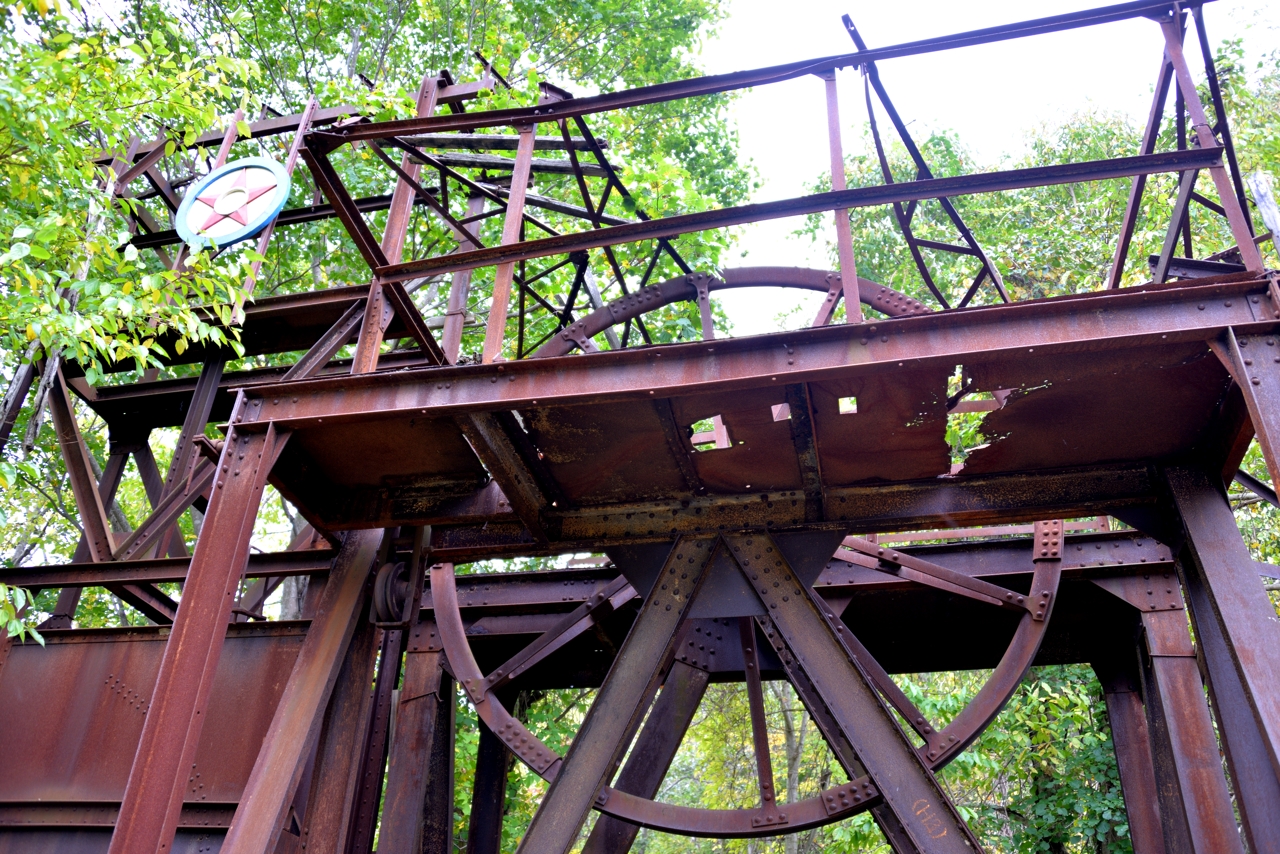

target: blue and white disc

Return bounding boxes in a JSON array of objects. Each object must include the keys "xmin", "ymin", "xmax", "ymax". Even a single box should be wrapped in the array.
[{"xmin": 175, "ymin": 156, "xmax": 292, "ymax": 249}]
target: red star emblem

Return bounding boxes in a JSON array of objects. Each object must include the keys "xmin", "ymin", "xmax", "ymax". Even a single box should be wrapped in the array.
[{"xmin": 194, "ymin": 168, "xmax": 278, "ymax": 232}]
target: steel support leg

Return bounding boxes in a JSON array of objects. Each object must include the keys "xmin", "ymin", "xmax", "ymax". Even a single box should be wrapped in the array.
[
  {"xmin": 1095, "ymin": 653, "xmax": 1166, "ymax": 854},
  {"xmin": 379, "ymin": 641, "xmax": 449, "ymax": 854},
  {"xmin": 1165, "ymin": 467, "xmax": 1280, "ymax": 854},
  {"xmin": 466, "ymin": 717, "xmax": 510, "ymax": 854},
  {"xmin": 1140, "ymin": 608, "xmax": 1244, "ymax": 854},
  {"xmin": 725, "ymin": 532, "xmax": 981, "ymax": 853},
  {"xmin": 422, "ymin": 672, "xmax": 457, "ymax": 853},
  {"xmin": 298, "ymin": 615, "xmax": 382, "ymax": 854},
  {"xmin": 346, "ymin": 626, "xmax": 407, "ymax": 854},
  {"xmin": 515, "ymin": 536, "xmax": 718, "ymax": 854},
  {"xmin": 1165, "ymin": 466, "xmax": 1280, "ymax": 791},
  {"xmin": 581, "ymin": 660, "xmax": 710, "ymax": 854},
  {"xmin": 108, "ymin": 419, "xmax": 285, "ymax": 854},
  {"xmin": 221, "ymin": 528, "xmax": 382, "ymax": 854}
]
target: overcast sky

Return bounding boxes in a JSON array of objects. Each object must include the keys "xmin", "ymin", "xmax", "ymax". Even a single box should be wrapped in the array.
[{"xmin": 694, "ymin": 0, "xmax": 1280, "ymax": 332}]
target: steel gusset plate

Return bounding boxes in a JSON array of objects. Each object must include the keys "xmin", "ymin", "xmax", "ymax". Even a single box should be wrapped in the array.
[{"xmin": 430, "ymin": 526, "xmax": 1062, "ymax": 839}]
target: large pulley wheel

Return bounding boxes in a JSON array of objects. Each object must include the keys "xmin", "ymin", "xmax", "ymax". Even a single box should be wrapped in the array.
[{"xmin": 430, "ymin": 525, "xmax": 1063, "ymax": 839}]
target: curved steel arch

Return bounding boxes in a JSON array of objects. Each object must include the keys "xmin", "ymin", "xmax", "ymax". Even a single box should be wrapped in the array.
[{"xmin": 531, "ymin": 266, "xmax": 931, "ymax": 358}]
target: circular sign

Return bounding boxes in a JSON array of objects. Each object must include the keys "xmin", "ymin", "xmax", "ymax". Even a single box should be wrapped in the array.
[{"xmin": 175, "ymin": 156, "xmax": 291, "ymax": 249}]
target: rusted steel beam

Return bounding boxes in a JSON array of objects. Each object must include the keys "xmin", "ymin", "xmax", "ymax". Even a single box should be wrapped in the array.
[
  {"xmin": 456, "ymin": 411, "xmax": 550, "ymax": 544},
  {"xmin": 382, "ymin": 76, "xmax": 443, "ymax": 267},
  {"xmin": 783, "ymin": 384, "xmax": 824, "ymax": 522},
  {"xmin": 581, "ymin": 661, "xmax": 710, "ymax": 854},
  {"xmin": 727, "ymin": 532, "xmax": 981, "ymax": 851},
  {"xmin": 219, "ymin": 529, "xmax": 381, "ymax": 854},
  {"xmin": 516, "ymin": 537, "xmax": 717, "ymax": 853},
  {"xmin": 2, "ymin": 550, "xmax": 335, "ymax": 588},
  {"xmin": 1095, "ymin": 654, "xmax": 1166, "ymax": 854},
  {"xmin": 1215, "ymin": 330, "xmax": 1280, "ymax": 488},
  {"xmin": 846, "ymin": 17, "xmax": 1006, "ymax": 306},
  {"xmin": 306, "ymin": 0, "xmax": 1211, "ymax": 150},
  {"xmin": 481, "ymin": 123, "xmax": 537, "ymax": 364},
  {"xmin": 820, "ymin": 72, "xmax": 860, "ymax": 322},
  {"xmin": 467, "ymin": 717, "xmax": 510, "ymax": 854},
  {"xmin": 442, "ymin": 194, "xmax": 488, "ymax": 364},
  {"xmin": 300, "ymin": 145, "xmax": 390, "ymax": 272},
  {"xmin": 404, "ymin": 132, "xmax": 601, "ymax": 152},
  {"xmin": 281, "ymin": 300, "xmax": 367, "ymax": 382},
  {"xmin": 244, "ymin": 96, "xmax": 321, "ymax": 302},
  {"xmin": 1172, "ymin": 468, "xmax": 1280, "ymax": 783},
  {"xmin": 305, "ymin": 461, "xmax": 1155, "ymax": 549},
  {"xmin": 297, "ymin": 614, "xmax": 381, "ymax": 854},
  {"xmin": 1140, "ymin": 606, "xmax": 1245, "ymax": 853},
  {"xmin": 0, "ymin": 359, "xmax": 36, "ymax": 454},
  {"xmin": 102, "ymin": 104, "xmax": 361, "ymax": 165},
  {"xmin": 48, "ymin": 366, "xmax": 115, "ymax": 561},
  {"xmin": 128, "ymin": 192, "xmax": 427, "ymax": 251},
  {"xmin": 383, "ymin": 280, "xmax": 446, "ymax": 365},
  {"xmin": 370, "ymin": 148, "xmax": 1222, "ymax": 284},
  {"xmin": 1166, "ymin": 465, "xmax": 1280, "ymax": 849},
  {"xmin": 111, "ymin": 459, "xmax": 216, "ymax": 561},
  {"xmin": 420, "ymin": 672, "xmax": 457, "ymax": 854},
  {"xmin": 346, "ymin": 625, "xmax": 406, "ymax": 854},
  {"xmin": 378, "ymin": 637, "xmax": 448, "ymax": 854},
  {"xmin": 1109, "ymin": 50, "xmax": 1177, "ymax": 288},
  {"xmin": 108, "ymin": 421, "xmax": 284, "ymax": 854},
  {"xmin": 1158, "ymin": 16, "xmax": 1261, "ymax": 271},
  {"xmin": 1176, "ymin": 536, "xmax": 1280, "ymax": 854},
  {"xmin": 235, "ymin": 275, "xmax": 1270, "ymax": 431}
]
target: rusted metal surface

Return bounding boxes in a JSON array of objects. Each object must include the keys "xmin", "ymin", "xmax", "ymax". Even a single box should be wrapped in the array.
[{"xmin": 6, "ymin": 4, "xmax": 1280, "ymax": 852}]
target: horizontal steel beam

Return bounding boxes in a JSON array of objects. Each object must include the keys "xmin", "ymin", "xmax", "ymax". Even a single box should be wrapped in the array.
[
  {"xmin": 369, "ymin": 148, "xmax": 1221, "ymax": 282},
  {"xmin": 233, "ymin": 275, "xmax": 1272, "ymax": 431},
  {"xmin": 306, "ymin": 0, "xmax": 1206, "ymax": 147},
  {"xmin": 1, "ymin": 527, "xmax": 1172, "ymax": 594},
  {"xmin": 0, "ymin": 550, "xmax": 335, "ymax": 589}
]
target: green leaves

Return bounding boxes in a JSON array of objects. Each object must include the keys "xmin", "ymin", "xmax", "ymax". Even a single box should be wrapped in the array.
[{"xmin": 1, "ymin": 583, "xmax": 44, "ymax": 646}]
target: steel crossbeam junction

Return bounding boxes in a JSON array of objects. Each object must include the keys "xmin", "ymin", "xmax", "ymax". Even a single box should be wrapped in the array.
[{"xmin": 3, "ymin": 2, "xmax": 1280, "ymax": 853}]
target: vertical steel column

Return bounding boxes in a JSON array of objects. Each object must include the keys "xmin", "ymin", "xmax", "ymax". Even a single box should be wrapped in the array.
[
  {"xmin": 1164, "ymin": 465, "xmax": 1280, "ymax": 853},
  {"xmin": 1140, "ymin": 607, "xmax": 1244, "ymax": 854},
  {"xmin": 820, "ymin": 71, "xmax": 862, "ymax": 323},
  {"xmin": 351, "ymin": 77, "xmax": 441, "ymax": 375},
  {"xmin": 292, "ymin": 615, "xmax": 380, "ymax": 854},
  {"xmin": 379, "ymin": 631, "xmax": 449, "ymax": 854},
  {"xmin": 1095, "ymin": 653, "xmax": 1166, "ymax": 854},
  {"xmin": 1107, "ymin": 49, "xmax": 1175, "ymax": 288},
  {"xmin": 1157, "ymin": 16, "xmax": 1263, "ymax": 271},
  {"xmin": 1178, "ymin": 538, "xmax": 1280, "ymax": 854},
  {"xmin": 481, "ymin": 124, "xmax": 537, "ymax": 364},
  {"xmin": 466, "ymin": 717, "xmax": 510, "ymax": 854},
  {"xmin": 441, "ymin": 194, "xmax": 488, "ymax": 364},
  {"xmin": 345, "ymin": 626, "xmax": 407, "ymax": 854},
  {"xmin": 108, "ymin": 416, "xmax": 285, "ymax": 854},
  {"xmin": 220, "ymin": 528, "xmax": 382, "ymax": 854},
  {"xmin": 1165, "ymin": 466, "xmax": 1280, "ymax": 784},
  {"xmin": 421, "ymin": 674, "xmax": 457, "ymax": 853}
]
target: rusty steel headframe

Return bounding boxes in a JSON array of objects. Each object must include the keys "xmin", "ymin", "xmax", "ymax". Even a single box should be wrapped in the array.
[{"xmin": 3, "ymin": 2, "xmax": 1280, "ymax": 853}]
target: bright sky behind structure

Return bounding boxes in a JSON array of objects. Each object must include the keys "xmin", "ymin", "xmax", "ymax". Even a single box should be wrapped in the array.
[{"xmin": 697, "ymin": 0, "xmax": 1280, "ymax": 333}]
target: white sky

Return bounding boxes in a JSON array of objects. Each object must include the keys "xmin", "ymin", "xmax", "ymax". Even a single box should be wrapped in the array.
[{"xmin": 695, "ymin": 0, "xmax": 1280, "ymax": 333}]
